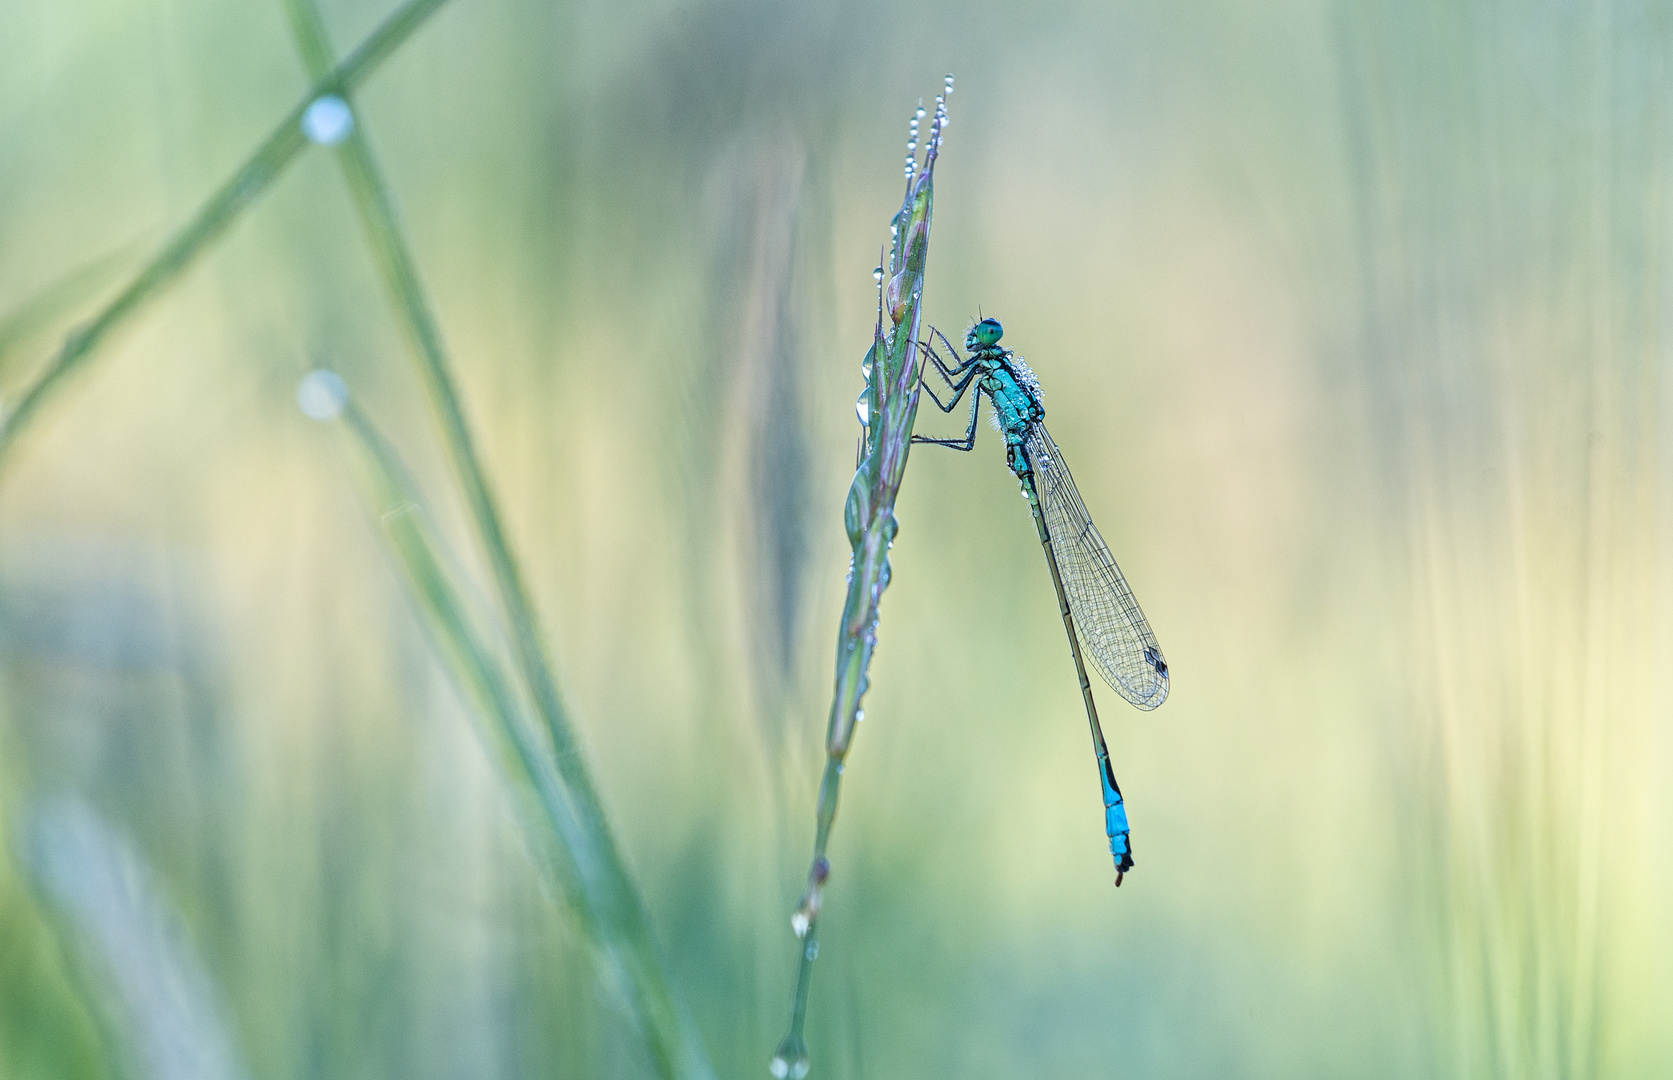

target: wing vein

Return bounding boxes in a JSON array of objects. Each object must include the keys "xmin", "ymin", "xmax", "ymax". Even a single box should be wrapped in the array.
[{"xmin": 1027, "ymin": 424, "xmax": 1169, "ymax": 710}]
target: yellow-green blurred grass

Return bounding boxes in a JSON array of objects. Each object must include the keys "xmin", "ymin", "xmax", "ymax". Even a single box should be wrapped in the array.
[{"xmin": 1343, "ymin": 4, "xmax": 1672, "ymax": 1076}]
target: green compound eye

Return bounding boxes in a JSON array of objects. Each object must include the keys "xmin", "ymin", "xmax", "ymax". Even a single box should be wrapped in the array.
[{"xmin": 971, "ymin": 318, "xmax": 1003, "ymax": 347}]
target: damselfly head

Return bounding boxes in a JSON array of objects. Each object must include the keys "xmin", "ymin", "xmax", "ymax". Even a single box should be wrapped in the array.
[{"xmin": 967, "ymin": 317, "xmax": 1003, "ymax": 350}]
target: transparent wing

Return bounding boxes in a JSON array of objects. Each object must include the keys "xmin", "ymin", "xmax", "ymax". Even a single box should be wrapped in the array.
[{"xmin": 1027, "ymin": 424, "xmax": 1169, "ymax": 710}]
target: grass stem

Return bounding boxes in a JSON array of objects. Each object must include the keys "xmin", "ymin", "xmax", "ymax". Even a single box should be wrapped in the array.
[
  {"xmin": 773, "ymin": 83, "xmax": 951, "ymax": 1079},
  {"xmin": 0, "ymin": 0, "xmax": 455, "ymax": 472},
  {"xmin": 281, "ymin": 4, "xmax": 714, "ymax": 1077}
]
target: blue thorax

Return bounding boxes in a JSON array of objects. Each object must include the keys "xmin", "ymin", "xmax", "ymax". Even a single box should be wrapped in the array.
[{"xmin": 979, "ymin": 348, "xmax": 1044, "ymax": 443}]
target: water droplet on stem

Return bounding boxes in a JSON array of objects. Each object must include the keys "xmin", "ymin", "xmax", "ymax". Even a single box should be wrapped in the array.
[
  {"xmin": 296, "ymin": 369, "xmax": 348, "ymax": 420},
  {"xmin": 770, "ymin": 1038, "xmax": 810, "ymax": 1080},
  {"xmin": 301, "ymin": 95, "xmax": 354, "ymax": 146}
]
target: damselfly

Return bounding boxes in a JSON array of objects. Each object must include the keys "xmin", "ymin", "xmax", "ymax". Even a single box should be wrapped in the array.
[{"xmin": 913, "ymin": 317, "xmax": 1168, "ymax": 885}]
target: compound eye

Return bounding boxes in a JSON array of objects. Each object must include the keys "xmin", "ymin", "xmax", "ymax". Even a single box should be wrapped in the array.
[{"xmin": 973, "ymin": 318, "xmax": 1004, "ymax": 347}]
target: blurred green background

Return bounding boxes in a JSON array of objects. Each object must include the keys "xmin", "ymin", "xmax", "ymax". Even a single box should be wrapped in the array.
[{"xmin": 2, "ymin": 0, "xmax": 1670, "ymax": 1077}]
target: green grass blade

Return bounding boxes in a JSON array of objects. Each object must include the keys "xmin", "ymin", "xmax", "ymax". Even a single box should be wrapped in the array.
[
  {"xmin": 775, "ymin": 84, "xmax": 950, "ymax": 1080},
  {"xmin": 0, "ymin": 244, "xmax": 139, "ymax": 382},
  {"xmin": 281, "ymin": 5, "xmax": 716, "ymax": 1077},
  {"xmin": 0, "ymin": 0, "xmax": 455, "ymax": 474},
  {"xmin": 334, "ymin": 400, "xmax": 598, "ymax": 906},
  {"xmin": 22, "ymin": 800, "xmax": 252, "ymax": 1080},
  {"xmin": 325, "ymin": 392, "xmax": 709, "ymax": 1079}
]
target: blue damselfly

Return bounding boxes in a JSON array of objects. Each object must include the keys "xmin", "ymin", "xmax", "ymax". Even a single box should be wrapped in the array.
[{"xmin": 913, "ymin": 317, "xmax": 1168, "ymax": 884}]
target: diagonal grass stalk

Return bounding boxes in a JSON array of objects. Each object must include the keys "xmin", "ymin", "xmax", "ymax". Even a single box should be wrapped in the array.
[
  {"xmin": 316, "ymin": 382, "xmax": 712, "ymax": 1080},
  {"xmin": 0, "ymin": 0, "xmax": 454, "ymax": 473},
  {"xmin": 771, "ymin": 82, "xmax": 951, "ymax": 1080},
  {"xmin": 281, "ymin": 5, "xmax": 714, "ymax": 1078},
  {"xmin": 333, "ymin": 393, "xmax": 612, "ymax": 911},
  {"xmin": 0, "ymin": 244, "xmax": 138, "ymax": 383}
]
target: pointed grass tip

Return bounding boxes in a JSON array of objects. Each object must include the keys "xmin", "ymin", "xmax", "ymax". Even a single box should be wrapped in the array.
[{"xmin": 904, "ymin": 74, "xmax": 954, "ymax": 180}]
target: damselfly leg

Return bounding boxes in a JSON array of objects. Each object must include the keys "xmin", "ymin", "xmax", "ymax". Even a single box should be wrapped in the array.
[
  {"xmin": 912, "ymin": 331, "xmax": 982, "ymax": 451},
  {"xmin": 920, "ymin": 328, "xmax": 980, "ymax": 395}
]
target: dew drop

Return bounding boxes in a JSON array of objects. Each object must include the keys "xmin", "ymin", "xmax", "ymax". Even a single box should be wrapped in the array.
[
  {"xmin": 872, "ymin": 265, "xmax": 884, "ymax": 284},
  {"xmin": 296, "ymin": 369, "xmax": 348, "ymax": 420},
  {"xmin": 916, "ymin": 106, "xmax": 926, "ymax": 120},
  {"xmin": 855, "ymin": 391, "xmax": 870, "ymax": 426},
  {"xmin": 301, "ymin": 95, "xmax": 354, "ymax": 146},
  {"xmin": 791, "ymin": 877, "xmax": 823, "ymax": 938},
  {"xmin": 770, "ymin": 1039, "xmax": 810, "ymax": 1080}
]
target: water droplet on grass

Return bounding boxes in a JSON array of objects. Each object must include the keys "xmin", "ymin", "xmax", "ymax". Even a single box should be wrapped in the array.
[
  {"xmin": 855, "ymin": 392, "xmax": 869, "ymax": 426},
  {"xmin": 296, "ymin": 370, "xmax": 348, "ymax": 420},
  {"xmin": 301, "ymin": 95, "xmax": 354, "ymax": 146},
  {"xmin": 770, "ymin": 1038, "xmax": 810, "ymax": 1080}
]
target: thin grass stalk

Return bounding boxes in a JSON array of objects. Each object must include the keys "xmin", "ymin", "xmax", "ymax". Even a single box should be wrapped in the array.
[
  {"xmin": 334, "ymin": 398, "xmax": 600, "ymax": 910},
  {"xmin": 771, "ymin": 82, "xmax": 951, "ymax": 1080},
  {"xmin": 330, "ymin": 392, "xmax": 719, "ymax": 1077},
  {"xmin": 0, "ymin": 245, "xmax": 137, "ymax": 381},
  {"xmin": 279, "ymin": 6, "xmax": 714, "ymax": 1077},
  {"xmin": 0, "ymin": 0, "xmax": 454, "ymax": 473}
]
